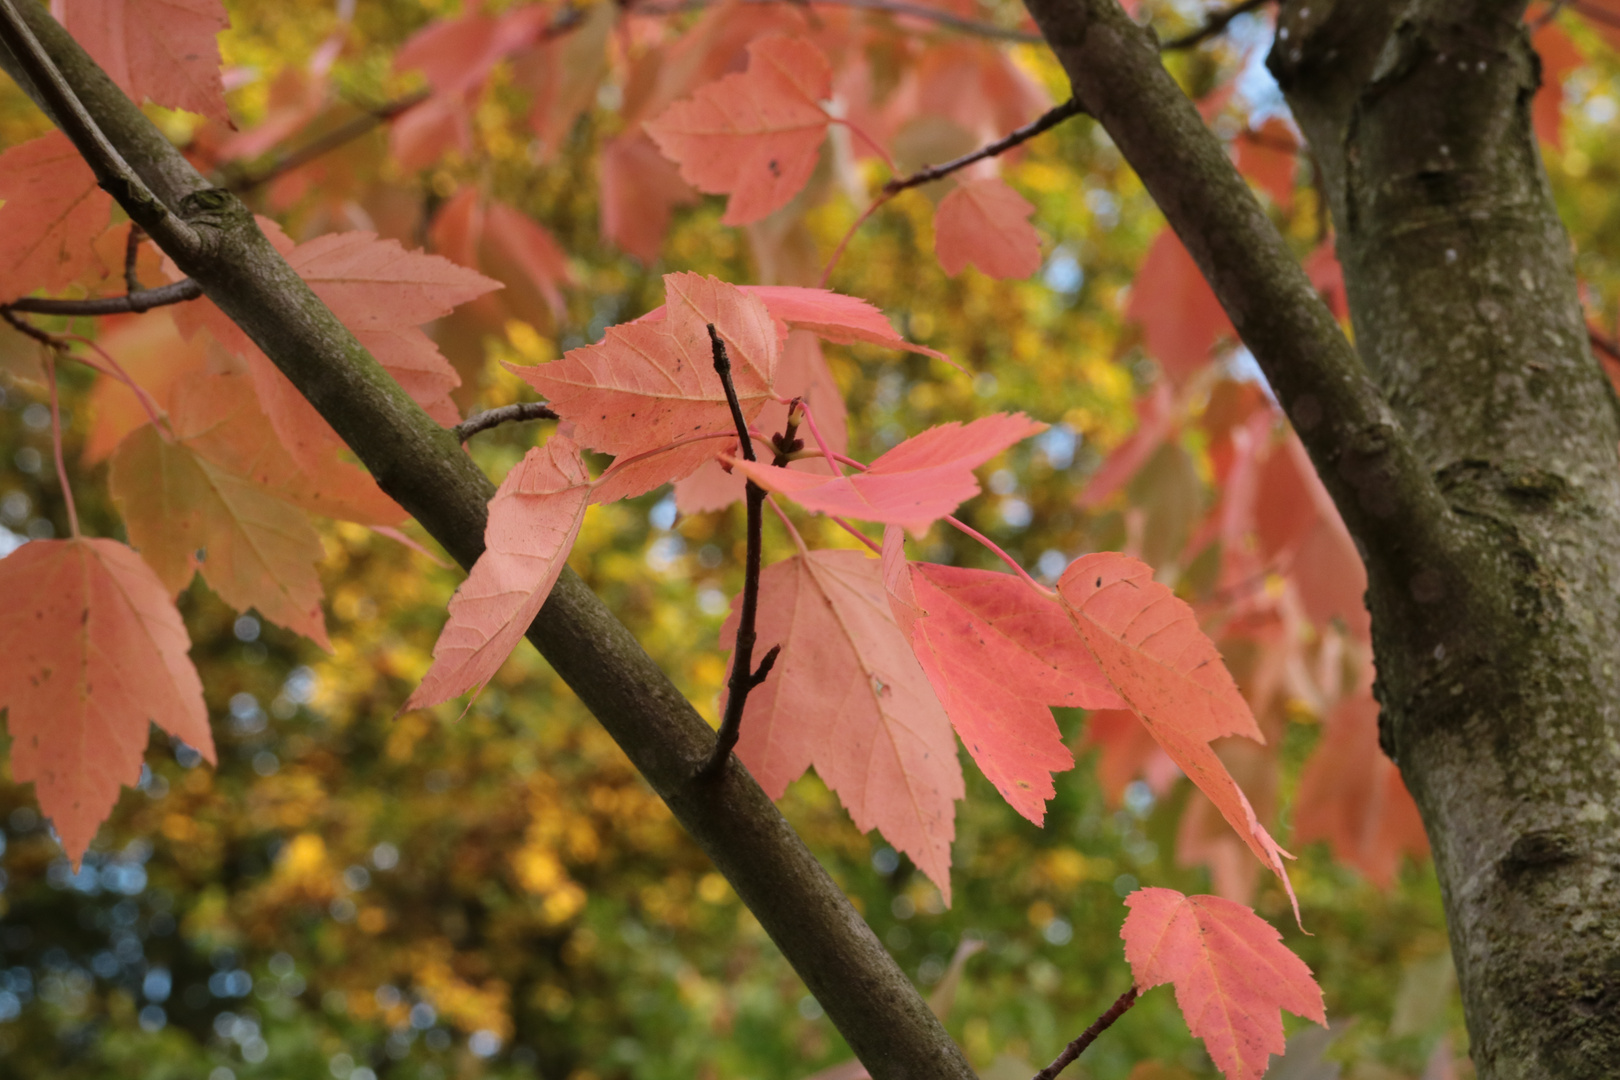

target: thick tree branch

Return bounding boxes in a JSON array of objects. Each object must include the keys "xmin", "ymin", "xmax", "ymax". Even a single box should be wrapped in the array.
[
  {"xmin": 1019, "ymin": 0, "xmax": 1462, "ymax": 601},
  {"xmin": 0, "ymin": 7, "xmax": 975, "ymax": 1078}
]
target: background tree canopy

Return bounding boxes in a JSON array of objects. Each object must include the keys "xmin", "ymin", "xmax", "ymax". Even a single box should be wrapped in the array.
[{"xmin": 2, "ymin": 0, "xmax": 1618, "ymax": 1077}]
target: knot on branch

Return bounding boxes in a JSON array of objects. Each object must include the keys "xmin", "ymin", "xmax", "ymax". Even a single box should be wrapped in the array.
[{"xmin": 180, "ymin": 187, "xmax": 253, "ymax": 235}]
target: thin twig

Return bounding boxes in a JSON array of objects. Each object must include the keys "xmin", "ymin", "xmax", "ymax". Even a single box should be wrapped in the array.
[
  {"xmin": 452, "ymin": 401, "xmax": 560, "ymax": 442},
  {"xmin": 1159, "ymin": 0, "xmax": 1271, "ymax": 51},
  {"xmin": 225, "ymin": 91, "xmax": 429, "ymax": 193},
  {"xmin": 701, "ymin": 323, "xmax": 785, "ymax": 780},
  {"xmin": 1, "ymin": 307, "xmax": 60, "ymax": 347},
  {"xmin": 5, "ymin": 278, "xmax": 204, "ymax": 316},
  {"xmin": 123, "ymin": 223, "xmax": 144, "ymax": 292},
  {"xmin": 1533, "ymin": 0, "xmax": 1574, "ymax": 30},
  {"xmin": 44, "ymin": 355, "xmax": 80, "ymax": 538},
  {"xmin": 228, "ymin": 6, "xmax": 585, "ymax": 191},
  {"xmin": 944, "ymin": 514, "xmax": 1052, "ymax": 597},
  {"xmin": 0, "ymin": 0, "xmax": 197, "ymax": 253},
  {"xmin": 1031, "ymin": 987, "xmax": 1139, "ymax": 1080},
  {"xmin": 628, "ymin": 0, "xmax": 1043, "ymax": 43},
  {"xmin": 1588, "ymin": 325, "xmax": 1620, "ymax": 364},
  {"xmin": 1571, "ymin": 0, "xmax": 1619, "ymax": 29},
  {"xmin": 882, "ymin": 98, "xmax": 1087, "ymax": 196}
]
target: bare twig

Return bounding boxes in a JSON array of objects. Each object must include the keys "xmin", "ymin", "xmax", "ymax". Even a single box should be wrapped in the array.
[
  {"xmin": 43, "ymin": 354, "xmax": 80, "ymax": 537},
  {"xmin": 228, "ymin": 6, "xmax": 584, "ymax": 191},
  {"xmin": 5, "ymin": 278, "xmax": 204, "ymax": 317},
  {"xmin": 1031, "ymin": 987, "xmax": 1139, "ymax": 1080},
  {"xmin": 1533, "ymin": 0, "xmax": 1575, "ymax": 30},
  {"xmin": 1, "ymin": 307, "xmax": 62, "ymax": 347},
  {"xmin": 882, "ymin": 98, "xmax": 1087, "ymax": 195},
  {"xmin": 1159, "ymin": 0, "xmax": 1272, "ymax": 51},
  {"xmin": 627, "ymin": 0, "xmax": 1043, "ymax": 43},
  {"xmin": 123, "ymin": 223, "xmax": 143, "ymax": 292},
  {"xmin": 1571, "ymin": 0, "xmax": 1618, "ymax": 29},
  {"xmin": 1588, "ymin": 326, "xmax": 1620, "ymax": 364},
  {"xmin": 225, "ymin": 91, "xmax": 429, "ymax": 193},
  {"xmin": 700, "ymin": 323, "xmax": 783, "ymax": 780},
  {"xmin": 452, "ymin": 402, "xmax": 561, "ymax": 442}
]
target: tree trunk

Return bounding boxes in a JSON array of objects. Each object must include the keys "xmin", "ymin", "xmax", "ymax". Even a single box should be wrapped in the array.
[
  {"xmin": 1271, "ymin": 2, "xmax": 1620, "ymax": 1074},
  {"xmin": 1020, "ymin": 0, "xmax": 1620, "ymax": 1074}
]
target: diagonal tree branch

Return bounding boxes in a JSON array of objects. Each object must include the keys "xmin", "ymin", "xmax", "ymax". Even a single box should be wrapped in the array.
[
  {"xmin": 1019, "ymin": 0, "xmax": 1463, "ymax": 598},
  {"xmin": 0, "ymin": 6, "xmax": 975, "ymax": 1079}
]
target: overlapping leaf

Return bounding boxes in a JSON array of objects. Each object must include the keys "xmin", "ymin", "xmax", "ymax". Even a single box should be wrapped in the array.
[
  {"xmin": 406, "ymin": 437, "xmax": 592, "ymax": 712},
  {"xmin": 1058, "ymin": 553, "xmax": 1299, "ymax": 907},
  {"xmin": 515, "ymin": 272, "xmax": 778, "ymax": 464},
  {"xmin": 54, "ymin": 0, "xmax": 231, "ymax": 123},
  {"xmin": 725, "ymin": 550, "xmax": 962, "ymax": 900},
  {"xmin": 1122, "ymin": 888, "xmax": 1325, "ymax": 1080},
  {"xmin": 882, "ymin": 528, "xmax": 1121, "ymax": 823},
  {"xmin": 645, "ymin": 35, "xmax": 833, "ymax": 225},
  {"xmin": 731, "ymin": 413, "xmax": 1044, "ymax": 533},
  {"xmin": 642, "ymin": 283, "xmax": 949, "ymax": 362},
  {"xmin": 0, "ymin": 132, "xmax": 112, "ymax": 300},
  {"xmin": 175, "ymin": 226, "xmax": 500, "ymax": 463},
  {"xmin": 674, "ymin": 331, "xmax": 846, "ymax": 514},
  {"xmin": 110, "ymin": 423, "xmax": 332, "ymax": 648},
  {"xmin": 0, "ymin": 538, "xmax": 213, "ymax": 864}
]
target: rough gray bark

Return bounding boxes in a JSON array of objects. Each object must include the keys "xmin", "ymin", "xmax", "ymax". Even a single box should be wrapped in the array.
[
  {"xmin": 0, "ymin": 6, "xmax": 976, "ymax": 1079},
  {"xmin": 1020, "ymin": 0, "xmax": 1620, "ymax": 1075},
  {"xmin": 1271, "ymin": 2, "xmax": 1620, "ymax": 1074}
]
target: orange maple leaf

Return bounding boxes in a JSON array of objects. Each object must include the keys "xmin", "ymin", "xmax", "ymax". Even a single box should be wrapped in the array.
[
  {"xmin": 53, "ymin": 0, "xmax": 232, "ymax": 123},
  {"xmin": 645, "ymin": 35, "xmax": 833, "ymax": 226},
  {"xmin": 934, "ymin": 177, "xmax": 1043, "ymax": 280},
  {"xmin": 0, "ymin": 538, "xmax": 214, "ymax": 864},
  {"xmin": 0, "ymin": 132, "xmax": 112, "ymax": 301},
  {"xmin": 406, "ymin": 436, "xmax": 592, "ymax": 712},
  {"xmin": 1058, "ymin": 553, "xmax": 1301, "ymax": 915}
]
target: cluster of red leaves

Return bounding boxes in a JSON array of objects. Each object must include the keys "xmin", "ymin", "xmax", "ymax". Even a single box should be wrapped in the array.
[{"xmin": 4, "ymin": 1, "xmax": 1607, "ymax": 1074}]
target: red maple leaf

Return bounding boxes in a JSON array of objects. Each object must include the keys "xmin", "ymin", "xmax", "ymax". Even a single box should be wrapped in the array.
[
  {"xmin": 53, "ymin": 0, "xmax": 232, "ymax": 123},
  {"xmin": 1122, "ymin": 888, "xmax": 1325, "ymax": 1080},
  {"xmin": 883, "ymin": 529, "xmax": 1122, "ymax": 824}
]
